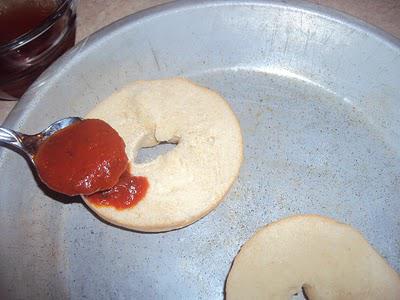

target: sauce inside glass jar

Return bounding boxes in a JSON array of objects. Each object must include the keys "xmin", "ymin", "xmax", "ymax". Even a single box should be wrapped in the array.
[{"xmin": 0, "ymin": 1, "xmax": 56, "ymax": 44}]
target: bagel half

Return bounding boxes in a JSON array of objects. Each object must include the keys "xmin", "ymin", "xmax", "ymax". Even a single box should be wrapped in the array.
[
  {"xmin": 226, "ymin": 215, "xmax": 400, "ymax": 300},
  {"xmin": 84, "ymin": 78, "xmax": 243, "ymax": 232}
]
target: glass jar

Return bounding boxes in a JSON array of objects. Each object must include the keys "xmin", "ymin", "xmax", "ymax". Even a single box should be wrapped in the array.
[{"xmin": 0, "ymin": 0, "xmax": 77, "ymax": 100}]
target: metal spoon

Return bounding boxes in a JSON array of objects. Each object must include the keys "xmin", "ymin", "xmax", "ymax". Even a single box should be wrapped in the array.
[{"xmin": 0, "ymin": 117, "xmax": 82, "ymax": 164}]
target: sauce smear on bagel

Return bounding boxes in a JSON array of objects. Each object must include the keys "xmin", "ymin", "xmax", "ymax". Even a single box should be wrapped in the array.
[{"xmin": 87, "ymin": 168, "xmax": 149, "ymax": 210}]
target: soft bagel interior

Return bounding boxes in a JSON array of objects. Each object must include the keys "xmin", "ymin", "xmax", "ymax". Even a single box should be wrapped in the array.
[
  {"xmin": 83, "ymin": 78, "xmax": 243, "ymax": 232},
  {"xmin": 226, "ymin": 214, "xmax": 400, "ymax": 300}
]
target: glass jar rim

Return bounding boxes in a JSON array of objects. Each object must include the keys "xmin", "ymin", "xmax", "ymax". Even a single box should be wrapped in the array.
[{"xmin": 0, "ymin": 0, "xmax": 75, "ymax": 54}]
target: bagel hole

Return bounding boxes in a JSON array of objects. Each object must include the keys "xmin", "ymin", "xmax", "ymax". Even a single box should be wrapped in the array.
[{"xmin": 135, "ymin": 141, "xmax": 177, "ymax": 164}]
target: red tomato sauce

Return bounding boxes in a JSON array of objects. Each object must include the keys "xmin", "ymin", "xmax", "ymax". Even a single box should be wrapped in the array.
[
  {"xmin": 86, "ymin": 169, "xmax": 149, "ymax": 210},
  {"xmin": 34, "ymin": 119, "xmax": 128, "ymax": 196}
]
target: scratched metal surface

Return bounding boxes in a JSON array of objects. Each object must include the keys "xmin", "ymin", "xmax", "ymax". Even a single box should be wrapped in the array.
[{"xmin": 1, "ymin": 1, "xmax": 400, "ymax": 299}]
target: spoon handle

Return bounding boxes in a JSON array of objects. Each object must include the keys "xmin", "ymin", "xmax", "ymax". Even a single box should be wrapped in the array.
[
  {"xmin": 0, "ymin": 127, "xmax": 38, "ymax": 162},
  {"xmin": 0, "ymin": 127, "xmax": 24, "ymax": 150}
]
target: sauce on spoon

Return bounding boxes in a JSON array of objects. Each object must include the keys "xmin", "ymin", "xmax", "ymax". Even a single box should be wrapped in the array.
[{"xmin": 34, "ymin": 119, "xmax": 128, "ymax": 196}]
